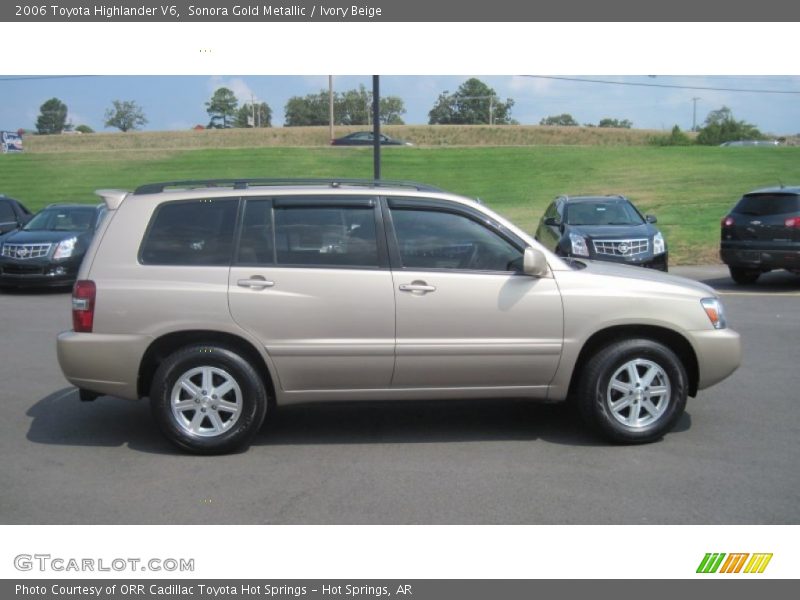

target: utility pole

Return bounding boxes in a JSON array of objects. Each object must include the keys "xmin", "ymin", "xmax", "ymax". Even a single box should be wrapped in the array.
[
  {"xmin": 372, "ymin": 75, "xmax": 381, "ymax": 180},
  {"xmin": 692, "ymin": 97, "xmax": 701, "ymax": 132},
  {"xmin": 251, "ymin": 94, "xmax": 256, "ymax": 128},
  {"xmin": 329, "ymin": 75, "xmax": 334, "ymax": 142},
  {"xmin": 489, "ymin": 95, "xmax": 494, "ymax": 126}
]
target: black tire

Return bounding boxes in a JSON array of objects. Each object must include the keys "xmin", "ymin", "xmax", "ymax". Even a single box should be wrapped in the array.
[
  {"xmin": 577, "ymin": 339, "xmax": 688, "ymax": 444},
  {"xmin": 150, "ymin": 345, "xmax": 268, "ymax": 454},
  {"xmin": 729, "ymin": 266, "xmax": 760, "ymax": 285}
]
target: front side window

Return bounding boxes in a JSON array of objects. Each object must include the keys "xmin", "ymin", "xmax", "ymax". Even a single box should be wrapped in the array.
[
  {"xmin": 391, "ymin": 209, "xmax": 523, "ymax": 272},
  {"xmin": 140, "ymin": 199, "xmax": 237, "ymax": 266},
  {"xmin": 0, "ymin": 201, "xmax": 14, "ymax": 222},
  {"xmin": 274, "ymin": 206, "xmax": 379, "ymax": 267}
]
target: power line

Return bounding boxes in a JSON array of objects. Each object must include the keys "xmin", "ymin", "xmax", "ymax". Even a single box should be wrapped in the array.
[
  {"xmin": 520, "ymin": 75, "xmax": 800, "ymax": 95},
  {"xmin": 0, "ymin": 75, "xmax": 99, "ymax": 82}
]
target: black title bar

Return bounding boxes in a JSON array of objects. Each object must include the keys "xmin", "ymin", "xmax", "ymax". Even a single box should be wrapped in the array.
[{"xmin": 4, "ymin": 0, "xmax": 800, "ymax": 22}]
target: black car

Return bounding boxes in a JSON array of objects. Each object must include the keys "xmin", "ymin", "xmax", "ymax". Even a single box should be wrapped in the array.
[
  {"xmin": 720, "ymin": 186, "xmax": 800, "ymax": 284},
  {"xmin": 331, "ymin": 131, "xmax": 412, "ymax": 146},
  {"xmin": 0, "ymin": 203, "xmax": 106, "ymax": 288},
  {"xmin": 535, "ymin": 195, "xmax": 668, "ymax": 271},
  {"xmin": 0, "ymin": 194, "xmax": 33, "ymax": 235}
]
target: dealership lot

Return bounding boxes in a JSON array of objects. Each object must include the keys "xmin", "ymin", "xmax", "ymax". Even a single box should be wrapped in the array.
[{"xmin": 1, "ymin": 266, "xmax": 797, "ymax": 524}]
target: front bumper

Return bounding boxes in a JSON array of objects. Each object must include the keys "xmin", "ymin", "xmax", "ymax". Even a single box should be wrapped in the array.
[
  {"xmin": 0, "ymin": 256, "xmax": 82, "ymax": 287},
  {"xmin": 690, "ymin": 328, "xmax": 742, "ymax": 390},
  {"xmin": 565, "ymin": 251, "xmax": 668, "ymax": 271}
]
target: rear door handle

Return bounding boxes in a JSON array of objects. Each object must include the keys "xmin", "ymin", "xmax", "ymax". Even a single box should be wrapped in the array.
[
  {"xmin": 399, "ymin": 282, "xmax": 436, "ymax": 294},
  {"xmin": 237, "ymin": 278, "xmax": 275, "ymax": 289}
]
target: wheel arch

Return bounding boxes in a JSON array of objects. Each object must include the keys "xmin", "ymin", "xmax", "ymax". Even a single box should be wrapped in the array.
[
  {"xmin": 137, "ymin": 330, "xmax": 276, "ymax": 404},
  {"xmin": 567, "ymin": 325, "xmax": 699, "ymax": 399}
]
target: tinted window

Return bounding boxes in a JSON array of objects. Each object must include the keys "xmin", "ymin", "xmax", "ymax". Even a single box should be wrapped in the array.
[
  {"xmin": 391, "ymin": 209, "xmax": 522, "ymax": 272},
  {"xmin": 237, "ymin": 199, "xmax": 274, "ymax": 265},
  {"xmin": 274, "ymin": 206, "xmax": 378, "ymax": 267},
  {"xmin": 733, "ymin": 194, "xmax": 800, "ymax": 217},
  {"xmin": 0, "ymin": 201, "xmax": 14, "ymax": 222},
  {"xmin": 140, "ymin": 199, "xmax": 237, "ymax": 266},
  {"xmin": 565, "ymin": 200, "xmax": 644, "ymax": 226}
]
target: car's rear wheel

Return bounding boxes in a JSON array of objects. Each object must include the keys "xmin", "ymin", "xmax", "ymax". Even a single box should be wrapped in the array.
[
  {"xmin": 577, "ymin": 339, "xmax": 687, "ymax": 443},
  {"xmin": 729, "ymin": 266, "xmax": 760, "ymax": 285},
  {"xmin": 150, "ymin": 345, "xmax": 267, "ymax": 454}
]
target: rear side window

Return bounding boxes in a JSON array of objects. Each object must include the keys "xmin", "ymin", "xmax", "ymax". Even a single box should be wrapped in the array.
[
  {"xmin": 274, "ymin": 206, "xmax": 379, "ymax": 267},
  {"xmin": 733, "ymin": 194, "xmax": 800, "ymax": 217},
  {"xmin": 140, "ymin": 199, "xmax": 238, "ymax": 266}
]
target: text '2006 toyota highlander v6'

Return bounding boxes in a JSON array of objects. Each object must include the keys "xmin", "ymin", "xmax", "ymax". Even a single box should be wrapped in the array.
[{"xmin": 57, "ymin": 179, "xmax": 741, "ymax": 454}]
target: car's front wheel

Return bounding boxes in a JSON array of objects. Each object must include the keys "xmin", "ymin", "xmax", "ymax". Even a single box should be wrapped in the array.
[
  {"xmin": 150, "ymin": 345, "xmax": 268, "ymax": 454},
  {"xmin": 577, "ymin": 339, "xmax": 688, "ymax": 443}
]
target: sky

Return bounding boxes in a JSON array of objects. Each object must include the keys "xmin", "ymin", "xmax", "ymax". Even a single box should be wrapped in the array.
[{"xmin": 1, "ymin": 74, "xmax": 800, "ymax": 135}]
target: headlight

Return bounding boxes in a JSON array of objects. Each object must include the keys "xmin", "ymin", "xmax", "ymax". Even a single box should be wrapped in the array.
[
  {"xmin": 53, "ymin": 237, "xmax": 77, "ymax": 259},
  {"xmin": 701, "ymin": 297, "xmax": 727, "ymax": 329},
  {"xmin": 569, "ymin": 233, "xmax": 589, "ymax": 257},
  {"xmin": 653, "ymin": 232, "xmax": 666, "ymax": 255}
]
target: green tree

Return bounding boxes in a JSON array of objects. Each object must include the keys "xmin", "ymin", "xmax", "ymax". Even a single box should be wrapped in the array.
[
  {"xmin": 235, "ymin": 102, "xmax": 272, "ymax": 128},
  {"xmin": 35, "ymin": 97, "xmax": 68, "ymax": 134},
  {"xmin": 696, "ymin": 106, "xmax": 763, "ymax": 145},
  {"xmin": 650, "ymin": 125, "xmax": 692, "ymax": 146},
  {"xmin": 206, "ymin": 87, "xmax": 238, "ymax": 129},
  {"xmin": 104, "ymin": 100, "xmax": 148, "ymax": 132},
  {"xmin": 284, "ymin": 87, "xmax": 406, "ymax": 126},
  {"xmin": 380, "ymin": 96, "xmax": 406, "ymax": 124},
  {"xmin": 539, "ymin": 114, "xmax": 578, "ymax": 126},
  {"xmin": 428, "ymin": 78, "xmax": 514, "ymax": 125},
  {"xmin": 74, "ymin": 124, "xmax": 95, "ymax": 134},
  {"xmin": 598, "ymin": 118, "xmax": 633, "ymax": 128},
  {"xmin": 284, "ymin": 92, "xmax": 330, "ymax": 126}
]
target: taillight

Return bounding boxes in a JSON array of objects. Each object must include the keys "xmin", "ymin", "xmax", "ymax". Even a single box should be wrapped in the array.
[
  {"xmin": 721, "ymin": 215, "xmax": 735, "ymax": 227},
  {"xmin": 72, "ymin": 280, "xmax": 96, "ymax": 333},
  {"xmin": 785, "ymin": 217, "xmax": 800, "ymax": 228}
]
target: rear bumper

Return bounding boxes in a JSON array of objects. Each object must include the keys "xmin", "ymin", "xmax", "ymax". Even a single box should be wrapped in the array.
[
  {"xmin": 57, "ymin": 331, "xmax": 152, "ymax": 400},
  {"xmin": 721, "ymin": 244, "xmax": 800, "ymax": 271}
]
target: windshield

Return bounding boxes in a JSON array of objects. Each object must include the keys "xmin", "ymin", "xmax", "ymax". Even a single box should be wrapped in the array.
[
  {"xmin": 24, "ymin": 207, "xmax": 95, "ymax": 232},
  {"xmin": 565, "ymin": 201, "xmax": 644, "ymax": 226}
]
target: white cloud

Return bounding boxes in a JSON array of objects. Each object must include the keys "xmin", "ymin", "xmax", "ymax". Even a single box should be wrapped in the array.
[{"xmin": 207, "ymin": 76, "xmax": 256, "ymax": 103}]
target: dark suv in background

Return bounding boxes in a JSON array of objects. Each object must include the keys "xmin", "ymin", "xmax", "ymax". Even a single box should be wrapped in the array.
[
  {"xmin": 720, "ymin": 186, "xmax": 800, "ymax": 284},
  {"xmin": 535, "ymin": 195, "xmax": 668, "ymax": 271}
]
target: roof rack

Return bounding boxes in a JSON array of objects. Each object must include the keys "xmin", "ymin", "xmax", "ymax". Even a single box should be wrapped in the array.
[{"xmin": 134, "ymin": 178, "xmax": 444, "ymax": 195}]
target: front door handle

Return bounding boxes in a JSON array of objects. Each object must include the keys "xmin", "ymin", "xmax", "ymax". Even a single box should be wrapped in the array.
[
  {"xmin": 237, "ymin": 278, "xmax": 275, "ymax": 289},
  {"xmin": 399, "ymin": 281, "xmax": 436, "ymax": 294}
]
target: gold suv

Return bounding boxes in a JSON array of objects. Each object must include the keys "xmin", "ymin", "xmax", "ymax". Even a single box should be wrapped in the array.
[{"xmin": 57, "ymin": 179, "xmax": 741, "ymax": 454}]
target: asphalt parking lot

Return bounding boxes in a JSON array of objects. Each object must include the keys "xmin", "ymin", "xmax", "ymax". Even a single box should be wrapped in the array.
[{"xmin": 1, "ymin": 266, "xmax": 798, "ymax": 524}]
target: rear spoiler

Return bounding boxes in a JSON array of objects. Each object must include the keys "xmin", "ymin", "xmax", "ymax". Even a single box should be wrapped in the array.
[{"xmin": 95, "ymin": 189, "xmax": 129, "ymax": 211}]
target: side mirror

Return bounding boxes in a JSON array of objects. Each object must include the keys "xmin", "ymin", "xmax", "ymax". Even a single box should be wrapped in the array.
[
  {"xmin": 543, "ymin": 216, "xmax": 560, "ymax": 227},
  {"xmin": 523, "ymin": 246, "xmax": 548, "ymax": 277},
  {"xmin": 646, "ymin": 214, "xmax": 657, "ymax": 224}
]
